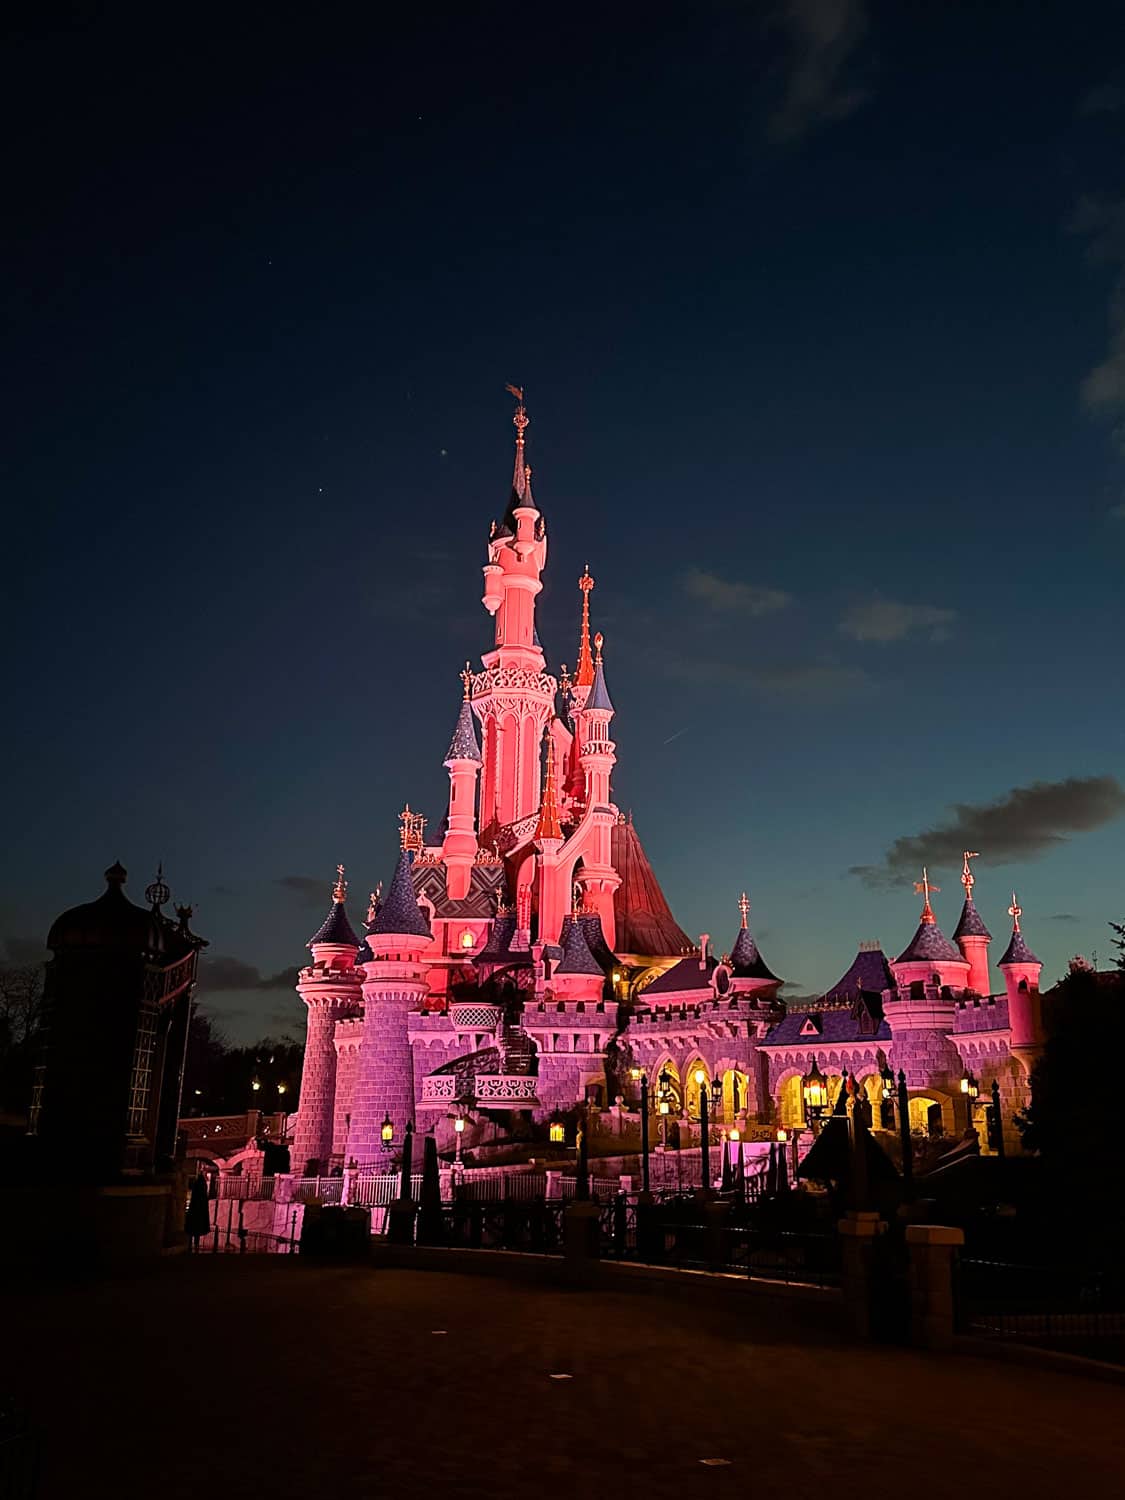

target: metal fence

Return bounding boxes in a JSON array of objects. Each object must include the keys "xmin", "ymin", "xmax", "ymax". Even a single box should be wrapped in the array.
[
  {"xmin": 214, "ymin": 1175, "xmax": 276, "ymax": 1200},
  {"xmin": 958, "ymin": 1257, "xmax": 1125, "ymax": 1362}
]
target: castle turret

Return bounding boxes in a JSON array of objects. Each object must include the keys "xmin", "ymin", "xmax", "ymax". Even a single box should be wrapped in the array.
[
  {"xmin": 573, "ymin": 631, "xmax": 621, "ymax": 946},
  {"xmin": 999, "ymin": 892, "xmax": 1044, "ymax": 1059},
  {"xmin": 952, "ymin": 850, "xmax": 992, "ymax": 996},
  {"xmin": 473, "ymin": 390, "xmax": 555, "ymax": 833},
  {"xmin": 551, "ymin": 909, "xmax": 605, "ymax": 1003},
  {"xmin": 344, "ymin": 847, "xmax": 433, "ymax": 1165},
  {"xmin": 441, "ymin": 666, "xmax": 482, "ymax": 900},
  {"xmin": 292, "ymin": 866, "xmax": 362, "ymax": 1176},
  {"xmin": 727, "ymin": 891, "xmax": 782, "ymax": 1000},
  {"xmin": 890, "ymin": 867, "xmax": 970, "ymax": 990}
]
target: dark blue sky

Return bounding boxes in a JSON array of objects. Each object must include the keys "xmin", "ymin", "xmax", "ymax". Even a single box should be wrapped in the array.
[{"xmin": 5, "ymin": 3, "xmax": 1124, "ymax": 1039}]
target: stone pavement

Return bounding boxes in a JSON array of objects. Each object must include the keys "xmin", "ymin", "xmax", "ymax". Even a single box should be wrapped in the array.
[{"xmin": 11, "ymin": 1260, "xmax": 1125, "ymax": 1499}]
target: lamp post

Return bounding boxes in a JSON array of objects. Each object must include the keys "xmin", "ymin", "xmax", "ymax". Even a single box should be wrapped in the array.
[
  {"xmin": 695, "ymin": 1068, "xmax": 710, "ymax": 1192},
  {"xmin": 879, "ymin": 1061, "xmax": 896, "ymax": 1129},
  {"xmin": 897, "ymin": 1068, "xmax": 913, "ymax": 1199},
  {"xmin": 453, "ymin": 1110, "xmax": 466, "ymax": 1171},
  {"xmin": 990, "ymin": 1077, "xmax": 1005, "ymax": 1159},
  {"xmin": 630, "ymin": 1068, "xmax": 651, "ymax": 1194},
  {"xmin": 801, "ymin": 1056, "xmax": 829, "ymax": 1132},
  {"xmin": 960, "ymin": 1070, "xmax": 980, "ymax": 1140}
]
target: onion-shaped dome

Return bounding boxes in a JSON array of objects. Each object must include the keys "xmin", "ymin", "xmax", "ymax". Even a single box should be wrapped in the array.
[{"xmin": 47, "ymin": 863, "xmax": 166, "ymax": 955}]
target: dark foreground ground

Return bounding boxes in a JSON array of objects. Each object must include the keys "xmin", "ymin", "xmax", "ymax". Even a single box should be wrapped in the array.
[{"xmin": 8, "ymin": 1259, "xmax": 1125, "ymax": 1499}]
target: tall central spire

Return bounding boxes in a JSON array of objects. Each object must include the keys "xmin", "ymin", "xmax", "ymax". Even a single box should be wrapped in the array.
[
  {"xmin": 575, "ymin": 567, "xmax": 595, "ymax": 687},
  {"xmin": 534, "ymin": 726, "xmax": 563, "ymax": 843},
  {"xmin": 507, "ymin": 383, "xmax": 529, "ymax": 504}
]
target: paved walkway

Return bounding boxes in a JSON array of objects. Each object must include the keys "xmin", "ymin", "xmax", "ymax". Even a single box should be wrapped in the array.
[{"xmin": 12, "ymin": 1260, "xmax": 1125, "ymax": 1499}]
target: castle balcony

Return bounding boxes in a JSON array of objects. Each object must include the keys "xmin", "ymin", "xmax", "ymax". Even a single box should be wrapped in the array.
[
  {"xmin": 448, "ymin": 1001, "xmax": 503, "ymax": 1032},
  {"xmin": 420, "ymin": 1073, "xmax": 539, "ymax": 1106}
]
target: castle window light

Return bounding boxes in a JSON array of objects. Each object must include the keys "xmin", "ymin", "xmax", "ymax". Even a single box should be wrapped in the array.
[{"xmin": 459, "ymin": 928, "xmax": 475, "ymax": 950}]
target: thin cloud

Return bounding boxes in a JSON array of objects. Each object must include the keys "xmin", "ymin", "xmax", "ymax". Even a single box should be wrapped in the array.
[
  {"xmin": 851, "ymin": 775, "xmax": 1125, "ymax": 888},
  {"xmin": 683, "ymin": 568, "xmax": 792, "ymax": 616},
  {"xmin": 198, "ymin": 956, "xmax": 302, "ymax": 992},
  {"xmin": 768, "ymin": 0, "xmax": 871, "ymax": 144},
  {"xmin": 665, "ymin": 648, "xmax": 872, "ymax": 702},
  {"xmin": 1073, "ymin": 196, "xmax": 1125, "ymax": 447},
  {"xmin": 277, "ymin": 875, "xmax": 329, "ymax": 907},
  {"xmin": 1047, "ymin": 913, "xmax": 1079, "ymax": 924},
  {"xmin": 839, "ymin": 597, "xmax": 956, "ymax": 644}
]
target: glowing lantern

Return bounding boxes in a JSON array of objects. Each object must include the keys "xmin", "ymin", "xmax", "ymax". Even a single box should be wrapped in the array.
[
  {"xmin": 549, "ymin": 1113, "xmax": 565, "ymax": 1145},
  {"xmin": 380, "ymin": 1114, "xmax": 394, "ymax": 1150}
]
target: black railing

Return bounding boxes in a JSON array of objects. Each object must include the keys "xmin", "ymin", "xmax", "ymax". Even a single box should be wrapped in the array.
[
  {"xmin": 958, "ymin": 1256, "xmax": 1125, "ymax": 1363},
  {"xmin": 439, "ymin": 1200, "xmax": 568, "ymax": 1253},
  {"xmin": 0, "ymin": 1399, "xmax": 38, "ymax": 1500}
]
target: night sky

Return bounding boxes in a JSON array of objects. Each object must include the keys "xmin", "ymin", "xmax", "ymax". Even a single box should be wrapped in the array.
[{"xmin": 5, "ymin": 4, "xmax": 1124, "ymax": 1040}]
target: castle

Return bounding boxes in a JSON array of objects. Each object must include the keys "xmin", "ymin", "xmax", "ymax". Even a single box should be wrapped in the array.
[{"xmin": 289, "ymin": 396, "xmax": 1044, "ymax": 1175}]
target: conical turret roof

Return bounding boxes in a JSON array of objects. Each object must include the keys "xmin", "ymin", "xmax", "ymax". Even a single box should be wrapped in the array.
[
  {"xmin": 999, "ymin": 928, "xmax": 1040, "ymax": 966},
  {"xmin": 896, "ymin": 919, "xmax": 961, "ymax": 964},
  {"xmin": 953, "ymin": 899, "xmax": 991, "ymax": 941},
  {"xmin": 371, "ymin": 850, "xmax": 431, "ymax": 939},
  {"xmin": 308, "ymin": 900, "xmax": 360, "ymax": 948},
  {"xmin": 444, "ymin": 698, "xmax": 481, "ymax": 765},
  {"xmin": 556, "ymin": 916, "xmax": 604, "ymax": 976}
]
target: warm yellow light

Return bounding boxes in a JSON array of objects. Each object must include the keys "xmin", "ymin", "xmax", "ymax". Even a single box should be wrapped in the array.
[
  {"xmin": 460, "ymin": 929, "xmax": 474, "ymax": 949},
  {"xmin": 694, "ymin": 1068, "xmax": 706, "ymax": 1086},
  {"xmin": 454, "ymin": 1116, "xmax": 465, "ymax": 1134},
  {"xmin": 960, "ymin": 1076, "xmax": 970, "ymax": 1094},
  {"xmin": 277, "ymin": 1083, "xmax": 287, "ymax": 1094},
  {"xmin": 729, "ymin": 1127, "xmax": 740, "ymax": 1142},
  {"xmin": 612, "ymin": 970, "xmax": 621, "ymax": 983},
  {"xmin": 549, "ymin": 1120, "xmax": 565, "ymax": 1143},
  {"xmin": 659, "ymin": 1100, "xmax": 670, "ymax": 1115},
  {"xmin": 777, "ymin": 1128, "xmax": 788, "ymax": 1143},
  {"xmin": 251, "ymin": 1080, "xmax": 261, "ymax": 1091},
  {"xmin": 629, "ymin": 1067, "xmax": 643, "ymax": 1081}
]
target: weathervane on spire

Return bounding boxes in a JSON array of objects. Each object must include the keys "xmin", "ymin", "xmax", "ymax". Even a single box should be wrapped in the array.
[
  {"xmin": 961, "ymin": 850, "xmax": 979, "ymax": 901},
  {"xmin": 1008, "ymin": 892, "xmax": 1022, "ymax": 931},
  {"xmin": 506, "ymin": 383, "xmax": 528, "ymax": 441},
  {"xmin": 333, "ymin": 864, "xmax": 347, "ymax": 903},
  {"xmin": 461, "ymin": 660, "xmax": 473, "ymax": 700},
  {"xmin": 914, "ymin": 866, "xmax": 940, "ymax": 922},
  {"xmin": 738, "ymin": 891, "xmax": 750, "ymax": 929}
]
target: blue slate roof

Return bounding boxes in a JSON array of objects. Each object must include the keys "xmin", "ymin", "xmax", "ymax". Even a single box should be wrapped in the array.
[
  {"xmin": 475, "ymin": 913, "xmax": 518, "ymax": 962},
  {"xmin": 761, "ymin": 1003, "xmax": 892, "ymax": 1048},
  {"xmin": 643, "ymin": 954, "xmax": 717, "ymax": 995},
  {"xmin": 953, "ymin": 899, "xmax": 991, "ymax": 940},
  {"xmin": 444, "ymin": 699, "xmax": 481, "ymax": 765},
  {"xmin": 896, "ymin": 919, "xmax": 962, "ymax": 965},
  {"xmin": 579, "ymin": 913, "xmax": 617, "ymax": 973},
  {"xmin": 729, "ymin": 925, "xmax": 780, "ymax": 982},
  {"xmin": 585, "ymin": 659, "xmax": 614, "ymax": 714},
  {"xmin": 999, "ymin": 929, "xmax": 1040, "ymax": 966},
  {"xmin": 556, "ymin": 917, "xmax": 604, "ymax": 976},
  {"xmin": 308, "ymin": 900, "xmax": 360, "ymax": 948},
  {"xmin": 824, "ymin": 947, "xmax": 895, "ymax": 1000},
  {"xmin": 371, "ymin": 850, "xmax": 432, "ymax": 939}
]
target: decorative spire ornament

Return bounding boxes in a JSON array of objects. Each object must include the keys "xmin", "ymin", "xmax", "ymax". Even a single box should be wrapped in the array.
[
  {"xmin": 333, "ymin": 864, "xmax": 347, "ymax": 904},
  {"xmin": 367, "ymin": 885, "xmax": 381, "ymax": 925},
  {"xmin": 506, "ymin": 384, "xmax": 529, "ymax": 499},
  {"xmin": 534, "ymin": 726, "xmax": 562, "ymax": 842},
  {"xmin": 575, "ymin": 567, "xmax": 595, "ymax": 686},
  {"xmin": 1008, "ymin": 892, "xmax": 1022, "ymax": 931},
  {"xmin": 460, "ymin": 661, "xmax": 473, "ymax": 700},
  {"xmin": 961, "ymin": 851, "xmax": 979, "ymax": 901},
  {"xmin": 914, "ymin": 867, "xmax": 940, "ymax": 923},
  {"xmin": 738, "ymin": 891, "xmax": 750, "ymax": 929},
  {"xmin": 145, "ymin": 862, "xmax": 170, "ymax": 911}
]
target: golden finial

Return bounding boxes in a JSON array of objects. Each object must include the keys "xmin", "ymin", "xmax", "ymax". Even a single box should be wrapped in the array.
[
  {"xmin": 333, "ymin": 864, "xmax": 347, "ymax": 903},
  {"xmin": 961, "ymin": 851, "xmax": 979, "ymax": 901},
  {"xmin": 1008, "ymin": 892, "xmax": 1022, "ymax": 931},
  {"xmin": 399, "ymin": 804, "xmax": 425, "ymax": 852},
  {"xmin": 367, "ymin": 886, "xmax": 381, "ymax": 925},
  {"xmin": 738, "ymin": 891, "xmax": 750, "ymax": 929},
  {"xmin": 461, "ymin": 660, "xmax": 473, "ymax": 700},
  {"xmin": 506, "ymin": 383, "xmax": 528, "ymax": 441},
  {"xmin": 559, "ymin": 662, "xmax": 572, "ymax": 694},
  {"xmin": 594, "ymin": 631, "xmax": 604, "ymax": 665},
  {"xmin": 913, "ymin": 867, "xmax": 940, "ymax": 923}
]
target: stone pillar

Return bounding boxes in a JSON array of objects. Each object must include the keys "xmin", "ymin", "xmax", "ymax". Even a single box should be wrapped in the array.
[
  {"xmin": 906, "ymin": 1224, "xmax": 964, "ymax": 1351},
  {"xmin": 838, "ymin": 1211, "xmax": 887, "ymax": 1339},
  {"xmin": 291, "ymin": 1000, "xmax": 339, "ymax": 1177},
  {"xmin": 341, "ymin": 1164, "xmax": 357, "ymax": 1207},
  {"xmin": 545, "ymin": 1169, "xmax": 562, "ymax": 1200}
]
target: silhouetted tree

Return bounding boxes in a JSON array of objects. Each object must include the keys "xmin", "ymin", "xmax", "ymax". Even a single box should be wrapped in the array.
[
  {"xmin": 182, "ymin": 1010, "xmax": 304, "ymax": 1115},
  {"xmin": 0, "ymin": 965, "xmax": 45, "ymax": 1113}
]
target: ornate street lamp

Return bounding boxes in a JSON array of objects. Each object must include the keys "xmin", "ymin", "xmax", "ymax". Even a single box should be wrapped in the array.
[
  {"xmin": 960, "ymin": 1070, "xmax": 980, "ymax": 1138},
  {"xmin": 453, "ymin": 1110, "xmax": 466, "ymax": 1170},
  {"xmin": 801, "ymin": 1057, "xmax": 828, "ymax": 1129},
  {"xmin": 630, "ymin": 1067, "xmax": 651, "ymax": 1194},
  {"xmin": 380, "ymin": 1113, "xmax": 395, "ymax": 1151},
  {"xmin": 549, "ymin": 1111, "xmax": 566, "ymax": 1145},
  {"xmin": 694, "ymin": 1067, "xmax": 711, "ymax": 1192}
]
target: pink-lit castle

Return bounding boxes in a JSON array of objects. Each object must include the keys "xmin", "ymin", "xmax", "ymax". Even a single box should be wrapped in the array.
[{"xmin": 289, "ymin": 396, "xmax": 1044, "ymax": 1174}]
